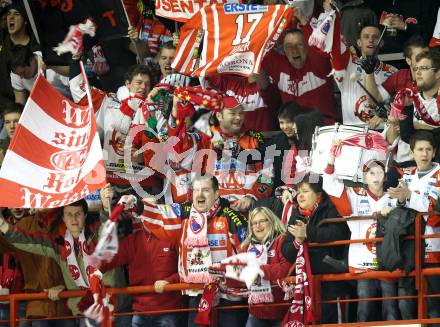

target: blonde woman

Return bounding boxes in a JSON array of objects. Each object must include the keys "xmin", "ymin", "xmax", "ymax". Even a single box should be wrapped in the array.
[{"xmin": 240, "ymin": 207, "xmax": 291, "ymax": 327}]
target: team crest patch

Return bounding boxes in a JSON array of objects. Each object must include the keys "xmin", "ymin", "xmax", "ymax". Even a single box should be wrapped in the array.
[
  {"xmin": 268, "ymin": 249, "xmax": 276, "ymax": 257},
  {"xmin": 321, "ymin": 20, "xmax": 331, "ymax": 34},
  {"xmin": 190, "ymin": 215, "xmax": 205, "ymax": 234},
  {"xmin": 249, "ymin": 245, "xmax": 263, "ymax": 258},
  {"xmin": 198, "ymin": 298, "xmax": 209, "ymax": 311},
  {"xmin": 214, "ymin": 221, "xmax": 225, "ymax": 230}
]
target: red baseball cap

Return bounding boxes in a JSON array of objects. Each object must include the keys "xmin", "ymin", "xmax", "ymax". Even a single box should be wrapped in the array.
[{"xmin": 222, "ymin": 96, "xmax": 242, "ymax": 110}]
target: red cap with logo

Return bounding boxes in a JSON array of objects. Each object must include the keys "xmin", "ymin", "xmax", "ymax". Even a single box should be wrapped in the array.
[{"xmin": 222, "ymin": 96, "xmax": 242, "ymax": 110}]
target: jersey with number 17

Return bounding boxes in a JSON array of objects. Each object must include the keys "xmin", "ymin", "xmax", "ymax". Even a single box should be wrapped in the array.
[{"xmin": 172, "ymin": 4, "xmax": 294, "ymax": 77}]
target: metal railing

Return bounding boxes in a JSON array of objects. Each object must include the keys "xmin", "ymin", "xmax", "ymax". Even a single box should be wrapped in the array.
[{"xmin": 0, "ymin": 212, "xmax": 439, "ymax": 326}]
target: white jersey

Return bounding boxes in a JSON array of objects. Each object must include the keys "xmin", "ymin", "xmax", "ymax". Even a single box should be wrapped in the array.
[
  {"xmin": 336, "ymin": 54, "xmax": 396, "ymax": 126},
  {"xmin": 323, "ymin": 171, "xmax": 396, "ymax": 269},
  {"xmin": 401, "ymin": 164, "xmax": 440, "ymax": 263}
]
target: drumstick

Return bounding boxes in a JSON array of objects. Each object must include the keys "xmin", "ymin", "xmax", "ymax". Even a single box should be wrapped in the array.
[
  {"xmin": 372, "ymin": 25, "xmax": 387, "ymax": 59},
  {"xmin": 350, "ymin": 73, "xmax": 387, "ymax": 112}
]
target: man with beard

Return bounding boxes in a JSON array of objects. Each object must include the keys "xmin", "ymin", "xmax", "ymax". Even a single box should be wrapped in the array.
[
  {"xmin": 161, "ymin": 95, "xmax": 272, "ymax": 211},
  {"xmin": 397, "ymin": 50, "xmax": 440, "ymax": 161},
  {"xmin": 141, "ymin": 175, "xmax": 249, "ymax": 327}
]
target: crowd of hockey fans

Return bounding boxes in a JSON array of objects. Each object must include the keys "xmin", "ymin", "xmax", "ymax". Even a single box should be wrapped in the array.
[{"xmin": 0, "ymin": 0, "xmax": 440, "ymax": 326}]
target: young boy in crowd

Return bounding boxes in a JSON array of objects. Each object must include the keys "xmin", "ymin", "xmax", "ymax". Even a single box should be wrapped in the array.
[{"xmin": 388, "ymin": 130, "xmax": 440, "ymax": 320}]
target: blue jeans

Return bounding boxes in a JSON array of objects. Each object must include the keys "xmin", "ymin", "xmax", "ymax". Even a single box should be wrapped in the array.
[
  {"xmin": 357, "ymin": 279, "xmax": 400, "ymax": 322},
  {"xmin": 31, "ymin": 319, "xmax": 75, "ymax": 327},
  {"xmin": 132, "ymin": 313, "xmax": 179, "ymax": 327},
  {"xmin": 245, "ymin": 314, "xmax": 281, "ymax": 327},
  {"xmin": 0, "ymin": 302, "xmax": 29, "ymax": 327},
  {"xmin": 398, "ymin": 278, "xmax": 417, "ymax": 320},
  {"xmin": 187, "ymin": 296, "xmax": 248, "ymax": 327},
  {"xmin": 427, "ymin": 273, "xmax": 440, "ymax": 320}
]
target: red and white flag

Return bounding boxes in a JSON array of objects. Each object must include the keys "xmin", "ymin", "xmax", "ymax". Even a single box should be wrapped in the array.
[
  {"xmin": 430, "ymin": 8, "xmax": 440, "ymax": 48},
  {"xmin": 172, "ymin": 4, "xmax": 293, "ymax": 77},
  {"xmin": 0, "ymin": 76, "xmax": 106, "ymax": 208},
  {"xmin": 155, "ymin": 0, "xmax": 241, "ymax": 22}
]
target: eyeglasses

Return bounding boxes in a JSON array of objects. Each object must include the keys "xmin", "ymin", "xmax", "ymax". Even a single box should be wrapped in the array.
[
  {"xmin": 251, "ymin": 219, "xmax": 269, "ymax": 227},
  {"xmin": 413, "ymin": 66, "xmax": 438, "ymax": 72}
]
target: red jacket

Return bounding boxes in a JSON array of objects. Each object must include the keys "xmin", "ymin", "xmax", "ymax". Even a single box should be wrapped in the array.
[
  {"xmin": 100, "ymin": 226, "xmax": 183, "ymax": 312},
  {"xmin": 242, "ymin": 235, "xmax": 291, "ymax": 321}
]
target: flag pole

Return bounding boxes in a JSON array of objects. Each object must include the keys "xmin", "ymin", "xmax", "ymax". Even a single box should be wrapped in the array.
[
  {"xmin": 119, "ymin": 0, "xmax": 141, "ymax": 62},
  {"xmin": 79, "ymin": 61, "xmax": 93, "ymax": 110},
  {"xmin": 23, "ymin": 0, "xmax": 40, "ymax": 44}
]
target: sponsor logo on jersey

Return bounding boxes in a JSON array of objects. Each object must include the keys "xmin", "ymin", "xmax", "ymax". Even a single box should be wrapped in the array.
[
  {"xmin": 208, "ymin": 234, "xmax": 227, "ymax": 248},
  {"xmin": 224, "ymin": 4, "xmax": 268, "ymax": 14}
]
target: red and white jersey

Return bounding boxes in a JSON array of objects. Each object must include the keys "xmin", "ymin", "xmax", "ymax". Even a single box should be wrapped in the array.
[
  {"xmin": 323, "ymin": 171, "xmax": 396, "ymax": 269},
  {"xmin": 401, "ymin": 164, "xmax": 440, "ymax": 263},
  {"xmin": 173, "ymin": 4, "xmax": 293, "ymax": 77},
  {"xmin": 69, "ymin": 73, "xmax": 149, "ymax": 186},
  {"xmin": 336, "ymin": 54, "xmax": 397, "ymax": 126},
  {"xmin": 412, "ymin": 94, "xmax": 440, "ymax": 129},
  {"xmin": 262, "ymin": 48, "xmax": 337, "ymax": 122}
]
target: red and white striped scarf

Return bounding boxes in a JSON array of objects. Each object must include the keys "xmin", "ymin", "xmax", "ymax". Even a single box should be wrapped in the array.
[
  {"xmin": 183, "ymin": 199, "xmax": 221, "ymax": 283},
  {"xmin": 330, "ymin": 133, "xmax": 388, "ymax": 157},
  {"xmin": 392, "ymin": 88, "xmax": 440, "ymax": 126},
  {"xmin": 282, "ymin": 241, "xmax": 316, "ymax": 326}
]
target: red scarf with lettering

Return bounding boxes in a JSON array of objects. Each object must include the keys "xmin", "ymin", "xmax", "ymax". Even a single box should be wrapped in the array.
[{"xmin": 282, "ymin": 241, "xmax": 317, "ymax": 326}]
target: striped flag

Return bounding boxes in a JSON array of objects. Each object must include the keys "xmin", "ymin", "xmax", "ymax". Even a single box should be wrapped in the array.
[
  {"xmin": 0, "ymin": 75, "xmax": 106, "ymax": 208},
  {"xmin": 155, "ymin": 0, "xmax": 241, "ymax": 23},
  {"xmin": 172, "ymin": 4, "xmax": 293, "ymax": 77},
  {"xmin": 138, "ymin": 201, "xmax": 183, "ymax": 242}
]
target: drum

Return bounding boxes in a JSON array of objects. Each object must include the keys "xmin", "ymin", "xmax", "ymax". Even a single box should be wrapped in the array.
[{"xmin": 308, "ymin": 124, "xmax": 387, "ymax": 182}]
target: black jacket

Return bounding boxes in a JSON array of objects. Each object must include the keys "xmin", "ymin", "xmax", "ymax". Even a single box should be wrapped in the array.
[
  {"xmin": 264, "ymin": 132, "xmax": 296, "ymax": 194},
  {"xmin": 281, "ymin": 195, "xmax": 351, "ymax": 274}
]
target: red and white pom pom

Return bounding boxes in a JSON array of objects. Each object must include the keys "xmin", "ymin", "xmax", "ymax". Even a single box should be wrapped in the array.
[
  {"xmin": 54, "ymin": 18, "xmax": 96, "ymax": 56},
  {"xmin": 222, "ymin": 253, "xmax": 264, "ymax": 289}
]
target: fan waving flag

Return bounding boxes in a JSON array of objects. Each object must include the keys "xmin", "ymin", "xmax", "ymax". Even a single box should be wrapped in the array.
[
  {"xmin": 0, "ymin": 76, "xmax": 106, "ymax": 208},
  {"xmin": 155, "ymin": 0, "xmax": 241, "ymax": 22},
  {"xmin": 172, "ymin": 4, "xmax": 294, "ymax": 77}
]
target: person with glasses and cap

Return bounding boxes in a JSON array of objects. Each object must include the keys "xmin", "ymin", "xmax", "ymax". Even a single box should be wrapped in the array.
[{"xmin": 323, "ymin": 141, "xmax": 400, "ymax": 322}]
